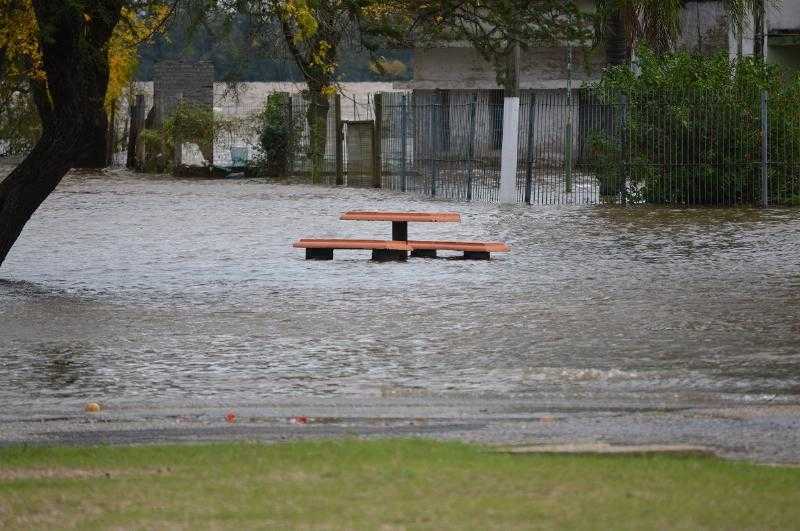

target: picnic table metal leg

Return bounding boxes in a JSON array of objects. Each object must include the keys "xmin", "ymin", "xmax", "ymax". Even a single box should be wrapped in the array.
[
  {"xmin": 392, "ymin": 221, "xmax": 408, "ymax": 241},
  {"xmin": 306, "ymin": 248, "xmax": 334, "ymax": 260},
  {"xmin": 372, "ymin": 249, "xmax": 408, "ymax": 262},
  {"xmin": 410, "ymin": 249, "xmax": 437, "ymax": 258}
]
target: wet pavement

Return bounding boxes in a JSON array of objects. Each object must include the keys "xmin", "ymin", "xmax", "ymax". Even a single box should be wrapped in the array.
[{"xmin": 1, "ymin": 168, "xmax": 799, "ymax": 461}]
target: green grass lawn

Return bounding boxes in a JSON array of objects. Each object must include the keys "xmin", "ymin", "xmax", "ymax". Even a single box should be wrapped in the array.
[{"xmin": 1, "ymin": 439, "xmax": 799, "ymax": 530}]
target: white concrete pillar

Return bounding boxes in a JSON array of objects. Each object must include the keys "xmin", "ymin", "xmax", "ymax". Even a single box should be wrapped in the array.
[{"xmin": 499, "ymin": 96, "xmax": 520, "ymax": 204}]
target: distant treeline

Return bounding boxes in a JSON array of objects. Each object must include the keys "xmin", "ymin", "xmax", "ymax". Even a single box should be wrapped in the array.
[{"xmin": 135, "ymin": 13, "xmax": 412, "ymax": 82}]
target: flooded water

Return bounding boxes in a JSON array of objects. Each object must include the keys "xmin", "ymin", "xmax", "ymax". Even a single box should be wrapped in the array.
[{"xmin": 2, "ymin": 169, "xmax": 800, "ymax": 418}]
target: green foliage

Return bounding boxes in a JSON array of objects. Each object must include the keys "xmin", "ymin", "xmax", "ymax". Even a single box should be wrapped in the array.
[
  {"xmin": 587, "ymin": 132, "xmax": 624, "ymax": 198},
  {"xmin": 252, "ymin": 93, "xmax": 300, "ymax": 178},
  {"xmin": 140, "ymin": 101, "xmax": 241, "ymax": 172},
  {"xmin": 407, "ymin": 0, "xmax": 593, "ymax": 93},
  {"xmin": 595, "ymin": 48, "xmax": 790, "ymax": 95},
  {"xmin": 135, "ymin": 10, "xmax": 413, "ymax": 82},
  {"xmin": 163, "ymin": 102, "xmax": 216, "ymax": 151},
  {"xmin": 0, "ymin": 85, "xmax": 41, "ymax": 156},
  {"xmin": 589, "ymin": 49, "xmax": 800, "ymax": 205}
]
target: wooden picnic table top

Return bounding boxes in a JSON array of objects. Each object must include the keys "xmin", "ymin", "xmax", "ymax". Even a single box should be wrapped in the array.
[{"xmin": 340, "ymin": 211, "xmax": 461, "ymax": 223}]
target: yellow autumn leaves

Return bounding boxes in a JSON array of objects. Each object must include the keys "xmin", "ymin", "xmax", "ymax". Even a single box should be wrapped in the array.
[
  {"xmin": 0, "ymin": 1, "xmax": 169, "ymax": 110},
  {"xmin": 0, "ymin": 0, "xmax": 44, "ymax": 81},
  {"xmin": 106, "ymin": 6, "xmax": 171, "ymax": 110}
]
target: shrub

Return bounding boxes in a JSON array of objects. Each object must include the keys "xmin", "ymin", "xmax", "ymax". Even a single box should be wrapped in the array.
[
  {"xmin": 252, "ymin": 93, "xmax": 300, "ymax": 178},
  {"xmin": 139, "ymin": 101, "xmax": 239, "ymax": 172},
  {"xmin": 589, "ymin": 49, "xmax": 800, "ymax": 205},
  {"xmin": 0, "ymin": 83, "xmax": 41, "ymax": 156}
]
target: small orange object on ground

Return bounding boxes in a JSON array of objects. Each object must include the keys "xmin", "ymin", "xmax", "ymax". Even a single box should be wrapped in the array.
[
  {"xmin": 225, "ymin": 412, "xmax": 237, "ymax": 423},
  {"xmin": 85, "ymin": 402, "xmax": 101, "ymax": 413},
  {"xmin": 295, "ymin": 210, "xmax": 509, "ymax": 261}
]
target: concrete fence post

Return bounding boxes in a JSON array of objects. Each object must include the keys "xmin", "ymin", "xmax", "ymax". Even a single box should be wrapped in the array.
[{"xmin": 499, "ymin": 96, "xmax": 521, "ymax": 203}]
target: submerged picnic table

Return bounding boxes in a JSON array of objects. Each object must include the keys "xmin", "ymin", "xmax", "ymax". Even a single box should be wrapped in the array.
[{"xmin": 294, "ymin": 210, "xmax": 509, "ymax": 261}]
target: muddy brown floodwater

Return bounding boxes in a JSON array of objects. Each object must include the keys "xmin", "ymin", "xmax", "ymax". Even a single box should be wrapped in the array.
[{"xmin": 1, "ymin": 167, "xmax": 799, "ymax": 461}]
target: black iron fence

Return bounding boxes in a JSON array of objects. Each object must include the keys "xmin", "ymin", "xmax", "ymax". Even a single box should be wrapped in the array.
[
  {"xmin": 127, "ymin": 86, "xmax": 800, "ymax": 207},
  {"xmin": 374, "ymin": 88, "xmax": 800, "ymax": 207}
]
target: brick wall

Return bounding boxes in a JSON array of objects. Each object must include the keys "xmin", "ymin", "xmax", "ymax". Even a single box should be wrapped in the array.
[{"xmin": 152, "ymin": 60, "xmax": 214, "ymax": 126}]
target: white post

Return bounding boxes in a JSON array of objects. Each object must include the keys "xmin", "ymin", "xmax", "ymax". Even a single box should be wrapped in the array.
[{"xmin": 499, "ymin": 96, "xmax": 520, "ymax": 203}]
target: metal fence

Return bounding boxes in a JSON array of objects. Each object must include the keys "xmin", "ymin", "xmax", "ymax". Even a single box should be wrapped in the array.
[
  {"xmin": 122, "ymin": 86, "xmax": 800, "ymax": 207},
  {"xmin": 374, "ymin": 88, "xmax": 800, "ymax": 207}
]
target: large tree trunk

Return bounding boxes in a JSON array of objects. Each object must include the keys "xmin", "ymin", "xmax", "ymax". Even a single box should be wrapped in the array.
[
  {"xmin": 76, "ymin": 102, "xmax": 112, "ymax": 168},
  {"xmin": 605, "ymin": 9, "xmax": 630, "ymax": 67},
  {"xmin": 305, "ymin": 87, "xmax": 330, "ymax": 183},
  {"xmin": 753, "ymin": 0, "xmax": 766, "ymax": 62},
  {"xmin": 0, "ymin": 1, "xmax": 122, "ymax": 268}
]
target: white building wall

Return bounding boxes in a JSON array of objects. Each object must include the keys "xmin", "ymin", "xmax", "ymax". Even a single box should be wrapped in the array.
[
  {"xmin": 768, "ymin": 1, "xmax": 800, "ymax": 31},
  {"xmin": 408, "ymin": 46, "xmax": 604, "ymax": 91},
  {"xmin": 677, "ymin": 1, "xmax": 730, "ymax": 55}
]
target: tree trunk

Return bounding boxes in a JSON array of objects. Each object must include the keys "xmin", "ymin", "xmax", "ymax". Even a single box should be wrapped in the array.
[
  {"xmin": 504, "ymin": 44, "xmax": 520, "ymax": 98},
  {"xmin": 306, "ymin": 88, "xmax": 330, "ymax": 183},
  {"xmin": 753, "ymin": 0, "xmax": 766, "ymax": 62},
  {"xmin": 74, "ymin": 101, "xmax": 111, "ymax": 168},
  {"xmin": 605, "ymin": 9, "xmax": 631, "ymax": 67},
  {"xmin": 0, "ymin": 0, "xmax": 122, "ymax": 268}
]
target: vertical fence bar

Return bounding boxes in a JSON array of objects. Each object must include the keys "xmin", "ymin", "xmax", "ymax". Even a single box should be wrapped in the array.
[
  {"xmin": 565, "ymin": 46, "xmax": 573, "ymax": 199},
  {"xmin": 284, "ymin": 93, "xmax": 294, "ymax": 175},
  {"xmin": 565, "ymin": 100, "xmax": 573, "ymax": 195},
  {"xmin": 173, "ymin": 94, "xmax": 183, "ymax": 168},
  {"xmin": 372, "ymin": 93, "xmax": 383, "ymax": 188},
  {"xmin": 335, "ymin": 94, "xmax": 344, "ymax": 185},
  {"xmin": 127, "ymin": 94, "xmax": 145, "ymax": 169},
  {"xmin": 466, "ymin": 93, "xmax": 478, "ymax": 201},
  {"xmin": 524, "ymin": 92, "xmax": 536, "ymax": 204},
  {"xmin": 761, "ymin": 90, "xmax": 769, "ymax": 207},
  {"xmin": 431, "ymin": 95, "xmax": 440, "ymax": 197},
  {"xmin": 619, "ymin": 94, "xmax": 629, "ymax": 205},
  {"xmin": 400, "ymin": 94, "xmax": 408, "ymax": 192}
]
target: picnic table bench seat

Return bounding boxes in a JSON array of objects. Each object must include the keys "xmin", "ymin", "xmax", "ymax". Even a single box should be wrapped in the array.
[
  {"xmin": 293, "ymin": 238, "xmax": 508, "ymax": 261},
  {"xmin": 407, "ymin": 240, "xmax": 509, "ymax": 259},
  {"xmin": 293, "ymin": 238, "xmax": 411, "ymax": 261}
]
